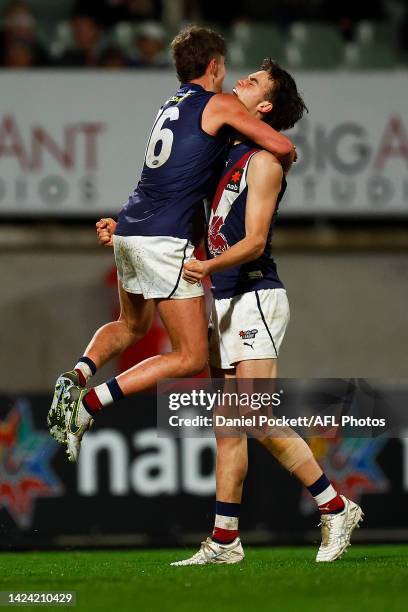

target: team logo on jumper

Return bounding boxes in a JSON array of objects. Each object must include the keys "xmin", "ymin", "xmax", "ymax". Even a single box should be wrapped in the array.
[
  {"xmin": 208, "ymin": 215, "xmax": 228, "ymax": 255},
  {"xmin": 167, "ymin": 91, "xmax": 194, "ymax": 104},
  {"xmin": 239, "ymin": 329, "xmax": 258, "ymax": 340},
  {"xmin": 226, "ymin": 168, "xmax": 244, "ymax": 192},
  {"xmin": 0, "ymin": 398, "xmax": 63, "ymax": 529}
]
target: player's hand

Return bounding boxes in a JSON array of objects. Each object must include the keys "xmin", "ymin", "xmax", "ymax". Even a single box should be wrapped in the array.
[
  {"xmin": 183, "ymin": 259, "xmax": 210, "ymax": 284},
  {"xmin": 96, "ymin": 218, "xmax": 117, "ymax": 247},
  {"xmin": 281, "ymin": 145, "xmax": 297, "ymax": 174}
]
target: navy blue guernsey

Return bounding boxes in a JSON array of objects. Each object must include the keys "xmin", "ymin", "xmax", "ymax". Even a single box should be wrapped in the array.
[
  {"xmin": 207, "ymin": 142, "xmax": 286, "ymax": 299},
  {"xmin": 115, "ymin": 83, "xmax": 228, "ymax": 240}
]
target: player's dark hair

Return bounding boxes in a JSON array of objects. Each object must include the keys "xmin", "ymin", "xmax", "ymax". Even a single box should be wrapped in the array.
[
  {"xmin": 171, "ymin": 25, "xmax": 226, "ymax": 83},
  {"xmin": 260, "ymin": 58, "xmax": 308, "ymax": 131}
]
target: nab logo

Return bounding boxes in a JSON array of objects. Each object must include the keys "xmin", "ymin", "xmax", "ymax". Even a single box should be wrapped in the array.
[{"xmin": 226, "ymin": 168, "xmax": 244, "ymax": 192}]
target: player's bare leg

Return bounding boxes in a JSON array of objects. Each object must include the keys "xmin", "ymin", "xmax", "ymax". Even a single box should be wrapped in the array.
[
  {"xmin": 215, "ymin": 436, "xmax": 247, "ymax": 503},
  {"xmin": 204, "ymin": 362, "xmax": 275, "ymax": 558},
  {"xmin": 84, "ymin": 282, "xmax": 155, "ymax": 370},
  {"xmin": 173, "ymin": 358, "xmax": 363, "ymax": 566},
  {"xmin": 236, "ymin": 359, "xmax": 364, "ymax": 562},
  {"xmin": 48, "ymin": 284, "xmax": 154, "ymax": 444},
  {"xmin": 172, "ymin": 368, "xmax": 247, "ymax": 566},
  {"xmin": 59, "ymin": 296, "xmax": 208, "ymax": 463},
  {"xmin": 172, "ymin": 408, "xmax": 247, "ymax": 566},
  {"xmin": 114, "ymin": 295, "xmax": 208, "ymax": 394},
  {"xmin": 210, "ymin": 358, "xmax": 279, "ymax": 510},
  {"xmin": 238, "ymin": 357, "xmax": 325, "ymax": 486}
]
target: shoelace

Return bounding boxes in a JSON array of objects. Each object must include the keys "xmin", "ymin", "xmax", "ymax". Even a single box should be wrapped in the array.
[
  {"xmin": 202, "ymin": 538, "xmax": 234, "ymax": 562},
  {"xmin": 201, "ymin": 539, "xmax": 217, "ymax": 561}
]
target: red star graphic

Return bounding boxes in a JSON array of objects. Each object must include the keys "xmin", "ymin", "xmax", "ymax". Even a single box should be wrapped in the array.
[
  {"xmin": 0, "ymin": 410, "xmax": 20, "ymax": 448},
  {"xmin": 231, "ymin": 170, "xmax": 241, "ymax": 183},
  {"xmin": 0, "ymin": 401, "xmax": 63, "ymax": 529}
]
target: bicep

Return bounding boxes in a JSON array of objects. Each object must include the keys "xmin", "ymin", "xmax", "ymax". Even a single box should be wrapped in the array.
[{"xmin": 245, "ymin": 161, "xmax": 283, "ymax": 239}]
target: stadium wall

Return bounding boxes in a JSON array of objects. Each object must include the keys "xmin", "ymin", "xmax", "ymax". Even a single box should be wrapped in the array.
[{"xmin": 1, "ymin": 248, "xmax": 407, "ymax": 392}]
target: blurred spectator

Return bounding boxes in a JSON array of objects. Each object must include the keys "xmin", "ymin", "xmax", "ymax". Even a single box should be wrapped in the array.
[
  {"xmin": 72, "ymin": 0, "xmax": 163, "ymax": 27},
  {"xmin": 193, "ymin": 0, "xmax": 389, "ymax": 37},
  {"xmin": 399, "ymin": 16, "xmax": 408, "ymax": 55},
  {"xmin": 321, "ymin": 0, "xmax": 386, "ymax": 41},
  {"xmin": 273, "ymin": 0, "xmax": 319, "ymax": 26},
  {"xmin": 99, "ymin": 45, "xmax": 129, "ymax": 68},
  {"xmin": 191, "ymin": 0, "xmax": 314, "ymax": 27},
  {"xmin": 58, "ymin": 14, "xmax": 106, "ymax": 67},
  {"xmin": 4, "ymin": 38, "xmax": 35, "ymax": 68},
  {"xmin": 397, "ymin": 1, "xmax": 408, "ymax": 55},
  {"xmin": 0, "ymin": 0, "xmax": 49, "ymax": 67},
  {"xmin": 129, "ymin": 21, "xmax": 169, "ymax": 68},
  {"xmin": 188, "ymin": 0, "xmax": 244, "ymax": 26}
]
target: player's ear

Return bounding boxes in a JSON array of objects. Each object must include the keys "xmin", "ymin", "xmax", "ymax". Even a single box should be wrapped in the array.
[
  {"xmin": 208, "ymin": 57, "xmax": 218, "ymax": 76},
  {"xmin": 258, "ymin": 100, "xmax": 273, "ymax": 116}
]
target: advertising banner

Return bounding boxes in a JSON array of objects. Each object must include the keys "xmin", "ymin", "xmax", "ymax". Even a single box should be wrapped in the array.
[
  {"xmin": 1, "ymin": 72, "xmax": 407, "ymax": 217},
  {"xmin": 1, "ymin": 393, "xmax": 407, "ymax": 549}
]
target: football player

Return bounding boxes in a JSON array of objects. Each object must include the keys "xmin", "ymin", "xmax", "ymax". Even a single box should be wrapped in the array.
[
  {"xmin": 47, "ymin": 26, "xmax": 295, "ymax": 462},
  {"xmin": 173, "ymin": 59, "xmax": 363, "ymax": 565}
]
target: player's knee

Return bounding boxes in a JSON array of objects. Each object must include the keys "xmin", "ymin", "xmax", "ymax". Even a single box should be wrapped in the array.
[
  {"xmin": 179, "ymin": 350, "xmax": 208, "ymax": 376},
  {"xmin": 119, "ymin": 315, "xmax": 147, "ymax": 339},
  {"xmin": 135, "ymin": 315, "xmax": 151, "ymax": 338},
  {"xmin": 260, "ymin": 434, "xmax": 313, "ymax": 472},
  {"xmin": 124, "ymin": 320, "xmax": 140, "ymax": 338}
]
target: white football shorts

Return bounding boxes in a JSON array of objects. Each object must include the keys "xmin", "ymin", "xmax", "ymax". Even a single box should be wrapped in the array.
[
  {"xmin": 113, "ymin": 234, "xmax": 204, "ymax": 300},
  {"xmin": 209, "ymin": 288, "xmax": 290, "ymax": 369}
]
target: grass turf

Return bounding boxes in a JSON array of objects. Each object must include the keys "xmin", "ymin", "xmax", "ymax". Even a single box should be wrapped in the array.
[{"xmin": 0, "ymin": 546, "xmax": 407, "ymax": 612}]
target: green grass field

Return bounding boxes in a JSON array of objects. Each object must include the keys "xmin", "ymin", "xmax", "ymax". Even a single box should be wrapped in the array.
[{"xmin": 0, "ymin": 546, "xmax": 407, "ymax": 611}]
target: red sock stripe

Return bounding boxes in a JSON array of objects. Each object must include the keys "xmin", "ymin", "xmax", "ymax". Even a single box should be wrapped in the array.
[
  {"xmin": 212, "ymin": 527, "xmax": 239, "ymax": 543},
  {"xmin": 319, "ymin": 494, "xmax": 345, "ymax": 514},
  {"xmin": 75, "ymin": 369, "xmax": 87, "ymax": 388},
  {"xmin": 83, "ymin": 388, "xmax": 103, "ymax": 414}
]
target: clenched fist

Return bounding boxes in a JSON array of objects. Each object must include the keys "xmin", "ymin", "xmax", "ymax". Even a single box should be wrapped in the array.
[
  {"xmin": 96, "ymin": 218, "xmax": 117, "ymax": 247},
  {"xmin": 183, "ymin": 259, "xmax": 210, "ymax": 284}
]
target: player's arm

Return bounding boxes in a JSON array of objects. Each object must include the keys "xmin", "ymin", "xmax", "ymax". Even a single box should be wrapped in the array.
[
  {"xmin": 183, "ymin": 152, "xmax": 283, "ymax": 283},
  {"xmin": 96, "ymin": 218, "xmax": 117, "ymax": 247},
  {"xmin": 203, "ymin": 93, "xmax": 295, "ymax": 161}
]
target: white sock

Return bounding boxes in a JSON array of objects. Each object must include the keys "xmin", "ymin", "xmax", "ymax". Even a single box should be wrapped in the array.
[
  {"xmin": 74, "ymin": 360, "xmax": 93, "ymax": 385},
  {"xmin": 314, "ymin": 484, "xmax": 338, "ymax": 506}
]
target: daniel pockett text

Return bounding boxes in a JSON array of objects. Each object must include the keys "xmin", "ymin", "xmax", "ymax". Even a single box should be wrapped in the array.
[{"xmin": 156, "ymin": 379, "xmax": 404, "ymax": 439}]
